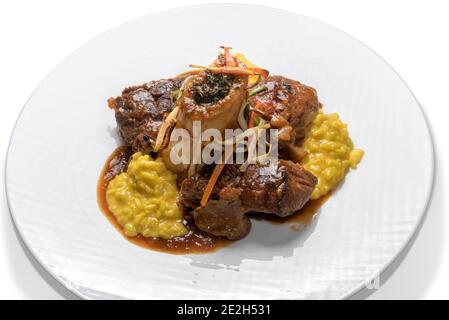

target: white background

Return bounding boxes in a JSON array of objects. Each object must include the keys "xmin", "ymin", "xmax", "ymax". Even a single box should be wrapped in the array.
[{"xmin": 0, "ymin": 0, "xmax": 446, "ymax": 299}]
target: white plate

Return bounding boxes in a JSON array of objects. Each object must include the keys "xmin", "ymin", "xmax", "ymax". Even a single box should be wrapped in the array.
[{"xmin": 5, "ymin": 4, "xmax": 434, "ymax": 299}]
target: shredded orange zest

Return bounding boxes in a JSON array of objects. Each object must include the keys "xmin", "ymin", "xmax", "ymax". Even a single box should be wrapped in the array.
[{"xmin": 200, "ymin": 163, "xmax": 226, "ymax": 207}]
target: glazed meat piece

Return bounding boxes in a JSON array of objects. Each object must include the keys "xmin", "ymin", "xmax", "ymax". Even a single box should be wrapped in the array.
[
  {"xmin": 109, "ymin": 78, "xmax": 183, "ymax": 153},
  {"xmin": 248, "ymin": 76, "xmax": 320, "ymax": 146},
  {"xmin": 192, "ymin": 187, "xmax": 251, "ymax": 240},
  {"xmin": 240, "ymin": 160, "xmax": 317, "ymax": 216},
  {"xmin": 179, "ymin": 160, "xmax": 317, "ymax": 240}
]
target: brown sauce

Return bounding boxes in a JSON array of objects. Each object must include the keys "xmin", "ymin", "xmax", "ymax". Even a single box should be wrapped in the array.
[
  {"xmin": 97, "ymin": 146, "xmax": 330, "ymax": 254},
  {"xmin": 250, "ymin": 193, "xmax": 331, "ymax": 231}
]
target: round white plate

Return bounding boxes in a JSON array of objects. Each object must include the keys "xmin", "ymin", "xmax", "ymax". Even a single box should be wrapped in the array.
[{"xmin": 6, "ymin": 4, "xmax": 434, "ymax": 299}]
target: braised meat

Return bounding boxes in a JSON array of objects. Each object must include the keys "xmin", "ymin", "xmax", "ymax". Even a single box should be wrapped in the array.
[
  {"xmin": 106, "ymin": 51, "xmax": 323, "ymax": 242},
  {"xmin": 192, "ymin": 187, "xmax": 251, "ymax": 241},
  {"xmin": 248, "ymin": 76, "xmax": 320, "ymax": 146},
  {"xmin": 179, "ymin": 160, "xmax": 317, "ymax": 240},
  {"xmin": 109, "ymin": 78, "xmax": 183, "ymax": 153}
]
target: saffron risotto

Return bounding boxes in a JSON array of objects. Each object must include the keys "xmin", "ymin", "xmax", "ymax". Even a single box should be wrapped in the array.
[
  {"xmin": 106, "ymin": 152, "xmax": 187, "ymax": 239},
  {"xmin": 300, "ymin": 111, "xmax": 364, "ymax": 199}
]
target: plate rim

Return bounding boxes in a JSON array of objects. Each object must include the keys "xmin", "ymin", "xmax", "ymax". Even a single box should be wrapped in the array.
[{"xmin": 4, "ymin": 3, "xmax": 436, "ymax": 300}]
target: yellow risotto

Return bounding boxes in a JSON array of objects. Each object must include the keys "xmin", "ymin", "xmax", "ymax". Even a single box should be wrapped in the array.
[
  {"xmin": 234, "ymin": 53, "xmax": 260, "ymax": 87},
  {"xmin": 300, "ymin": 111, "xmax": 364, "ymax": 199},
  {"xmin": 106, "ymin": 152, "xmax": 187, "ymax": 239}
]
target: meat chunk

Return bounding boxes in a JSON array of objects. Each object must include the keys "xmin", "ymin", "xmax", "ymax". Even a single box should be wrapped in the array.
[
  {"xmin": 193, "ymin": 187, "xmax": 251, "ymax": 240},
  {"xmin": 239, "ymin": 160, "xmax": 318, "ymax": 216},
  {"xmin": 109, "ymin": 78, "xmax": 183, "ymax": 153},
  {"xmin": 248, "ymin": 76, "xmax": 320, "ymax": 146},
  {"xmin": 179, "ymin": 160, "xmax": 317, "ymax": 240}
]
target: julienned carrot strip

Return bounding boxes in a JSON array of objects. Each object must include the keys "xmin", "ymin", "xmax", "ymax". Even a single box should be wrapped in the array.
[
  {"xmin": 188, "ymin": 64, "xmax": 268, "ymax": 76},
  {"xmin": 248, "ymin": 110, "xmax": 257, "ymax": 129},
  {"xmin": 200, "ymin": 163, "xmax": 226, "ymax": 207},
  {"xmin": 223, "ymin": 47, "xmax": 237, "ymax": 67},
  {"xmin": 248, "ymin": 101, "xmax": 264, "ymax": 128},
  {"xmin": 176, "ymin": 69, "xmax": 202, "ymax": 78}
]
